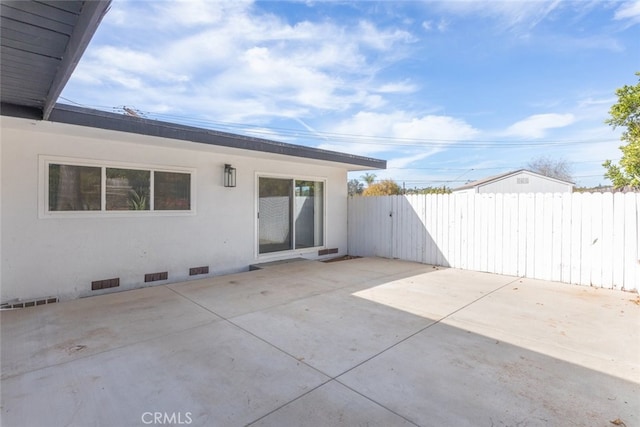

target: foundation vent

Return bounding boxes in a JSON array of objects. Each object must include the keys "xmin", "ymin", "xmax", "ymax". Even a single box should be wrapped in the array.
[
  {"xmin": 92, "ymin": 278, "xmax": 120, "ymax": 291},
  {"xmin": 189, "ymin": 266, "xmax": 209, "ymax": 276},
  {"xmin": 145, "ymin": 271, "xmax": 168, "ymax": 282},
  {"xmin": 318, "ymin": 248, "xmax": 339, "ymax": 256},
  {"xmin": 1, "ymin": 297, "xmax": 58, "ymax": 310}
]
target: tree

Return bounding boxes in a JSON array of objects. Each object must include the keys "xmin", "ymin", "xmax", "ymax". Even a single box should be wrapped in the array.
[
  {"xmin": 603, "ymin": 72, "xmax": 640, "ymax": 189},
  {"xmin": 527, "ymin": 156, "xmax": 573, "ymax": 182},
  {"xmin": 362, "ymin": 179, "xmax": 402, "ymax": 196},
  {"xmin": 415, "ymin": 186, "xmax": 452, "ymax": 194},
  {"xmin": 361, "ymin": 173, "xmax": 376, "ymax": 187},
  {"xmin": 348, "ymin": 179, "xmax": 364, "ymax": 196}
]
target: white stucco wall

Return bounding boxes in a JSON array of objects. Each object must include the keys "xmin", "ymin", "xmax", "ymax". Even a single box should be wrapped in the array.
[{"xmin": 1, "ymin": 117, "xmax": 352, "ymax": 302}]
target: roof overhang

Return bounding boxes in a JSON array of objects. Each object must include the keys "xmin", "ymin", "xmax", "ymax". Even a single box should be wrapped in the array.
[
  {"xmin": 0, "ymin": 0, "xmax": 111, "ymax": 119},
  {"xmin": 2, "ymin": 103, "xmax": 386, "ymax": 170}
]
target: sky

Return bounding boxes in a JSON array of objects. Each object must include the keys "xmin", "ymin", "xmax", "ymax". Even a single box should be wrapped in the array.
[{"xmin": 60, "ymin": 0, "xmax": 640, "ymax": 188}]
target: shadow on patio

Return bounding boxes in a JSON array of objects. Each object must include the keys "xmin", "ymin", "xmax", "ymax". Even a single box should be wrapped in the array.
[{"xmin": 1, "ymin": 257, "xmax": 638, "ymax": 426}]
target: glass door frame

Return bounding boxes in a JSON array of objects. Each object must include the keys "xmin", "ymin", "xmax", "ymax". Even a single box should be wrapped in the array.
[{"xmin": 254, "ymin": 172, "xmax": 327, "ymax": 259}]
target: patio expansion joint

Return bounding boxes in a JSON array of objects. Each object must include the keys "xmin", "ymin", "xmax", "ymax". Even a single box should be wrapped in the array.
[
  {"xmin": 333, "ymin": 275, "xmax": 525, "ymax": 380},
  {"xmin": 243, "ymin": 377, "xmax": 422, "ymax": 427},
  {"xmin": 303, "ymin": 275, "xmax": 525, "ymax": 425},
  {"xmin": 167, "ymin": 281, "xmax": 424, "ymax": 426},
  {"xmin": 165, "ymin": 286, "xmax": 332, "ymax": 376},
  {"xmin": 164, "ymin": 267, "xmax": 520, "ymax": 427}
]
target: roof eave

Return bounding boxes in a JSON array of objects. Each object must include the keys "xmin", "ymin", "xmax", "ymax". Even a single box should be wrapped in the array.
[
  {"xmin": 42, "ymin": 0, "xmax": 112, "ymax": 120},
  {"xmin": 3, "ymin": 102, "xmax": 386, "ymax": 170}
]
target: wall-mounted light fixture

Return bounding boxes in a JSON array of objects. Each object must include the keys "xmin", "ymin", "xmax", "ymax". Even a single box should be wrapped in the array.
[{"xmin": 224, "ymin": 164, "xmax": 236, "ymax": 187}]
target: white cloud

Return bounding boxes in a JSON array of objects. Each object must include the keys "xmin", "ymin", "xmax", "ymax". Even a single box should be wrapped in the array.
[
  {"xmin": 317, "ymin": 111, "xmax": 480, "ymax": 157},
  {"xmin": 357, "ymin": 21, "xmax": 416, "ymax": 50},
  {"xmin": 614, "ymin": 1, "xmax": 640, "ymax": 22},
  {"xmin": 150, "ymin": 0, "xmax": 252, "ymax": 27},
  {"xmin": 422, "ymin": 18, "xmax": 448, "ymax": 32},
  {"xmin": 578, "ymin": 97, "xmax": 617, "ymax": 108},
  {"xmin": 74, "ymin": 46, "xmax": 189, "ymax": 89},
  {"xmin": 67, "ymin": 0, "xmax": 416, "ymax": 123},
  {"xmin": 392, "ymin": 115, "xmax": 479, "ymax": 141},
  {"xmin": 387, "ymin": 150, "xmax": 441, "ymax": 169},
  {"xmin": 504, "ymin": 113, "xmax": 575, "ymax": 138},
  {"xmin": 330, "ymin": 111, "xmax": 480, "ymax": 141},
  {"xmin": 376, "ymin": 81, "xmax": 418, "ymax": 94},
  {"xmin": 61, "ymin": 0, "xmax": 626, "ymax": 191},
  {"xmin": 433, "ymin": 0, "xmax": 562, "ymax": 32}
]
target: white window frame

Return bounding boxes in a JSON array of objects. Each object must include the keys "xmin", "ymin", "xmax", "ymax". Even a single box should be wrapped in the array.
[
  {"xmin": 254, "ymin": 172, "xmax": 327, "ymax": 259},
  {"xmin": 39, "ymin": 156, "xmax": 196, "ymax": 218}
]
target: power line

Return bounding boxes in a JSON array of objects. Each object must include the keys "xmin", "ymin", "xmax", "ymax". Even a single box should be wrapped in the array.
[
  {"xmin": 57, "ymin": 100, "xmax": 619, "ymax": 149},
  {"xmin": 386, "ymin": 159, "xmax": 617, "ymax": 171}
]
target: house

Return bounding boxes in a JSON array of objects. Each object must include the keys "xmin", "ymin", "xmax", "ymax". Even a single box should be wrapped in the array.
[
  {"xmin": 452, "ymin": 169, "xmax": 574, "ymax": 194},
  {"xmin": 0, "ymin": 1, "xmax": 385, "ymax": 303}
]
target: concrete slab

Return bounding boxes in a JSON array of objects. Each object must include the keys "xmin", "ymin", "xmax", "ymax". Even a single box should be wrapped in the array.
[
  {"xmin": 232, "ymin": 288, "xmax": 434, "ymax": 377},
  {"xmin": 168, "ymin": 258, "xmax": 437, "ymax": 319},
  {"xmin": 443, "ymin": 277, "xmax": 640, "ymax": 381},
  {"xmin": 1, "ymin": 321, "xmax": 329, "ymax": 427},
  {"xmin": 313, "ymin": 257, "xmax": 436, "ymax": 284},
  {"xmin": 2, "ymin": 258, "xmax": 638, "ymax": 427},
  {"xmin": 250, "ymin": 380, "xmax": 415, "ymax": 426},
  {"xmin": 338, "ymin": 321, "xmax": 639, "ymax": 426},
  {"xmin": 251, "ymin": 257, "xmax": 433, "ymax": 285},
  {"xmin": 168, "ymin": 266, "xmax": 344, "ymax": 319},
  {"xmin": 351, "ymin": 267, "xmax": 517, "ymax": 320},
  {"xmin": 1, "ymin": 285, "xmax": 217, "ymax": 379}
]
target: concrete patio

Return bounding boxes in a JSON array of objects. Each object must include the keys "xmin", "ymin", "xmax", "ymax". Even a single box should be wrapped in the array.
[{"xmin": 1, "ymin": 257, "xmax": 638, "ymax": 426}]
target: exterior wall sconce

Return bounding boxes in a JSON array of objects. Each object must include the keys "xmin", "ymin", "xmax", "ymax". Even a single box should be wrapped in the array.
[{"xmin": 224, "ymin": 164, "xmax": 236, "ymax": 187}]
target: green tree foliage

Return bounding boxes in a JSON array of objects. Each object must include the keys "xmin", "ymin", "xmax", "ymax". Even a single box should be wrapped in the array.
[
  {"xmin": 406, "ymin": 186, "xmax": 452, "ymax": 195},
  {"xmin": 362, "ymin": 179, "xmax": 402, "ymax": 196},
  {"xmin": 361, "ymin": 173, "xmax": 377, "ymax": 186},
  {"xmin": 348, "ymin": 179, "xmax": 364, "ymax": 196},
  {"xmin": 603, "ymin": 72, "xmax": 640, "ymax": 189}
]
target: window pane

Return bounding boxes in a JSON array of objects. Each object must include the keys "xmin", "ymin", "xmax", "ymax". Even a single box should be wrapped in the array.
[
  {"xmin": 106, "ymin": 168, "xmax": 150, "ymax": 211},
  {"xmin": 259, "ymin": 178, "xmax": 292, "ymax": 254},
  {"xmin": 295, "ymin": 180, "xmax": 324, "ymax": 249},
  {"xmin": 49, "ymin": 164, "xmax": 101, "ymax": 211},
  {"xmin": 154, "ymin": 172, "xmax": 191, "ymax": 210}
]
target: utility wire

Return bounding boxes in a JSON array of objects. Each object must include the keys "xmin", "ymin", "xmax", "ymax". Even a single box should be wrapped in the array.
[
  {"xmin": 57, "ymin": 101, "xmax": 619, "ymax": 149},
  {"xmin": 387, "ymin": 159, "xmax": 617, "ymax": 171}
]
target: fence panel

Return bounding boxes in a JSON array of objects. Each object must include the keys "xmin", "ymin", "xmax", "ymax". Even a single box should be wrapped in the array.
[
  {"xmin": 624, "ymin": 193, "xmax": 638, "ymax": 289},
  {"xmin": 348, "ymin": 192, "xmax": 640, "ymax": 291}
]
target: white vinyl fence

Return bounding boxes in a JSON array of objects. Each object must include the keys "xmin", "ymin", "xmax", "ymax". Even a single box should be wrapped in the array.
[{"xmin": 348, "ymin": 193, "xmax": 640, "ymax": 291}]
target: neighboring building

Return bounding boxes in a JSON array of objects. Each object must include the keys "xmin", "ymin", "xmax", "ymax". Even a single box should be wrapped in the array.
[
  {"xmin": 0, "ymin": 1, "xmax": 385, "ymax": 303},
  {"xmin": 452, "ymin": 170, "xmax": 574, "ymax": 194}
]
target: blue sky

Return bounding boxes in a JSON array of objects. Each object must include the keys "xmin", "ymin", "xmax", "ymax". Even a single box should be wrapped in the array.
[{"xmin": 61, "ymin": 0, "xmax": 640, "ymax": 188}]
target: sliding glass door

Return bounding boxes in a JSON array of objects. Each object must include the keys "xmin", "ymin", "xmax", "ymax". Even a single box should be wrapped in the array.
[
  {"xmin": 294, "ymin": 180, "xmax": 324, "ymax": 249},
  {"xmin": 259, "ymin": 177, "xmax": 324, "ymax": 255},
  {"xmin": 259, "ymin": 178, "xmax": 293, "ymax": 254}
]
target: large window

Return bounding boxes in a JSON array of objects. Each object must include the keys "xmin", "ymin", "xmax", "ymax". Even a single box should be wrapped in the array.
[
  {"xmin": 106, "ymin": 168, "xmax": 151, "ymax": 211},
  {"xmin": 154, "ymin": 171, "xmax": 191, "ymax": 210},
  {"xmin": 46, "ymin": 160, "xmax": 193, "ymax": 214},
  {"xmin": 258, "ymin": 177, "xmax": 324, "ymax": 254},
  {"xmin": 48, "ymin": 164, "xmax": 101, "ymax": 211}
]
